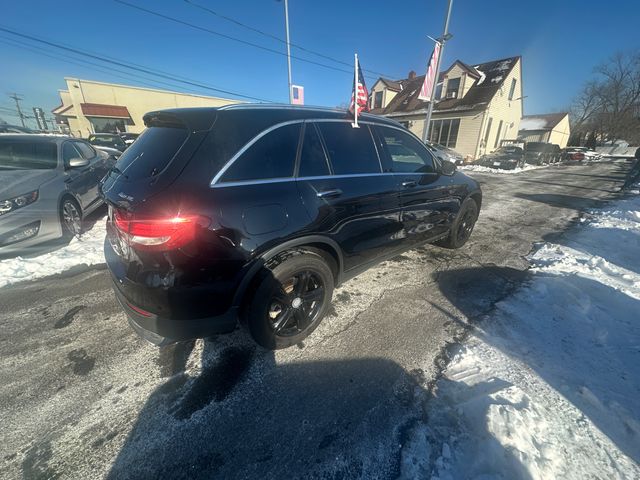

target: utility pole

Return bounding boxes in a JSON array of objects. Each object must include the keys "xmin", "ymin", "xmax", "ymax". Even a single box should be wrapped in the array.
[
  {"xmin": 283, "ymin": 0, "xmax": 293, "ymax": 103},
  {"xmin": 8, "ymin": 93, "xmax": 26, "ymax": 128},
  {"xmin": 422, "ymin": 0, "xmax": 453, "ymax": 142}
]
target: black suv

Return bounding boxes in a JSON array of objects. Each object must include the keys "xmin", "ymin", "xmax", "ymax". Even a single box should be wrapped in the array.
[{"xmin": 101, "ymin": 105, "xmax": 482, "ymax": 349}]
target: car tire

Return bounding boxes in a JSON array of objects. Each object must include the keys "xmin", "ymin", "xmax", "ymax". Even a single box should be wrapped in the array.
[
  {"xmin": 245, "ymin": 250, "xmax": 334, "ymax": 350},
  {"xmin": 436, "ymin": 198, "xmax": 479, "ymax": 249},
  {"xmin": 60, "ymin": 197, "xmax": 82, "ymax": 240}
]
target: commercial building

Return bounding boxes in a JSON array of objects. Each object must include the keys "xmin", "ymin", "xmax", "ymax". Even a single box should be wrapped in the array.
[
  {"xmin": 518, "ymin": 112, "xmax": 571, "ymax": 148},
  {"xmin": 370, "ymin": 56, "xmax": 523, "ymax": 161},
  {"xmin": 52, "ymin": 78, "xmax": 238, "ymax": 137}
]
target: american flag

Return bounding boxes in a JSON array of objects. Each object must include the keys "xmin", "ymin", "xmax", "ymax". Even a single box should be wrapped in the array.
[
  {"xmin": 418, "ymin": 42, "xmax": 441, "ymax": 101},
  {"xmin": 349, "ymin": 56, "xmax": 369, "ymax": 120}
]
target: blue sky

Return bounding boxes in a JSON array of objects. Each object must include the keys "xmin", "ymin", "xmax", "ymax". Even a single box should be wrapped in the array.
[{"xmin": 1, "ymin": 0, "xmax": 638, "ymax": 128}]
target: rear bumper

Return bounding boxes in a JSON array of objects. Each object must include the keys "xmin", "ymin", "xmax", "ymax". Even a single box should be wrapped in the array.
[{"xmin": 111, "ymin": 280, "xmax": 238, "ymax": 345}]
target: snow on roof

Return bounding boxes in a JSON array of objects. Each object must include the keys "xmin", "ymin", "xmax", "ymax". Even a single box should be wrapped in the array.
[{"xmin": 519, "ymin": 113, "xmax": 568, "ymax": 131}]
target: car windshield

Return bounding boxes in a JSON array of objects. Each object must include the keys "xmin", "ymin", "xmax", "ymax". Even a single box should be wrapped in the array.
[
  {"xmin": 0, "ymin": 139, "xmax": 57, "ymax": 170},
  {"xmin": 498, "ymin": 147, "xmax": 522, "ymax": 153}
]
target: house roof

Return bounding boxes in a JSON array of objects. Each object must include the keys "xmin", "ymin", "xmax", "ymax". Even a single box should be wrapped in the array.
[
  {"xmin": 379, "ymin": 56, "xmax": 520, "ymax": 116},
  {"xmin": 80, "ymin": 103, "xmax": 131, "ymax": 118},
  {"xmin": 380, "ymin": 78, "xmax": 404, "ymax": 91},
  {"xmin": 519, "ymin": 112, "xmax": 568, "ymax": 131}
]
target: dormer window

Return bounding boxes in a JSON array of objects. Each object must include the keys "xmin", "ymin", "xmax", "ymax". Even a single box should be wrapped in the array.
[
  {"xmin": 445, "ymin": 77, "xmax": 460, "ymax": 99},
  {"xmin": 374, "ymin": 91, "xmax": 383, "ymax": 109}
]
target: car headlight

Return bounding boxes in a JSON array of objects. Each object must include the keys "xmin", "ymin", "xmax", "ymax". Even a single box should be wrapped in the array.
[{"xmin": 0, "ymin": 190, "xmax": 39, "ymax": 216}]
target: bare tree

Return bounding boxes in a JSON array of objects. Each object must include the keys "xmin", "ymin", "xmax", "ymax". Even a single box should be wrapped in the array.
[{"xmin": 570, "ymin": 50, "xmax": 640, "ymax": 145}]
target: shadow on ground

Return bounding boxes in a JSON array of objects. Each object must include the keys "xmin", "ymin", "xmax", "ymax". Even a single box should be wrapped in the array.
[{"xmin": 104, "ymin": 328, "xmax": 533, "ymax": 480}]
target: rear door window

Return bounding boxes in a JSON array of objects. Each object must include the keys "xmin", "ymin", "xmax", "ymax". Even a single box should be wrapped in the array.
[
  {"xmin": 298, "ymin": 123, "xmax": 330, "ymax": 177},
  {"xmin": 220, "ymin": 123, "xmax": 301, "ymax": 183},
  {"xmin": 317, "ymin": 122, "xmax": 381, "ymax": 175},
  {"xmin": 376, "ymin": 126, "xmax": 436, "ymax": 174},
  {"xmin": 116, "ymin": 127, "xmax": 188, "ymax": 179}
]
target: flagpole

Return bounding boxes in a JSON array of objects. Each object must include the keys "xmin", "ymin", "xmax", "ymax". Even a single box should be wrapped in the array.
[
  {"xmin": 422, "ymin": 0, "xmax": 453, "ymax": 142},
  {"xmin": 284, "ymin": 0, "xmax": 293, "ymax": 103},
  {"xmin": 353, "ymin": 53, "xmax": 359, "ymax": 128}
]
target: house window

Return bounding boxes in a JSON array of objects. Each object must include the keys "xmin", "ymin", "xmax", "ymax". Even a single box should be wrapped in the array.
[
  {"xmin": 429, "ymin": 118, "xmax": 461, "ymax": 148},
  {"xmin": 494, "ymin": 120, "xmax": 503, "ymax": 148},
  {"xmin": 508, "ymin": 79, "xmax": 517, "ymax": 101},
  {"xmin": 374, "ymin": 91, "xmax": 383, "ymax": 109},
  {"xmin": 483, "ymin": 117, "xmax": 493, "ymax": 147},
  {"xmin": 445, "ymin": 78, "xmax": 460, "ymax": 99}
]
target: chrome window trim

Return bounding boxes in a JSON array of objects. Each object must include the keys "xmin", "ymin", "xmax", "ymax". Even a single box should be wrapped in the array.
[
  {"xmin": 209, "ymin": 118, "xmax": 430, "ymax": 188},
  {"xmin": 210, "ymin": 119, "xmax": 304, "ymax": 186},
  {"xmin": 210, "ymin": 172, "xmax": 436, "ymax": 189}
]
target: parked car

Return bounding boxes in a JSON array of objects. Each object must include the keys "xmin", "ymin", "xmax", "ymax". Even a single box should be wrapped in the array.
[
  {"xmin": 563, "ymin": 146, "xmax": 601, "ymax": 161},
  {"xmin": 101, "ymin": 105, "xmax": 482, "ymax": 349},
  {"xmin": 476, "ymin": 145, "xmax": 525, "ymax": 169},
  {"xmin": 561, "ymin": 147, "xmax": 587, "ymax": 162},
  {"xmin": 524, "ymin": 142, "xmax": 561, "ymax": 165},
  {"xmin": 0, "ymin": 124, "xmax": 35, "ymax": 134},
  {"xmin": 0, "ymin": 134, "xmax": 113, "ymax": 252},
  {"xmin": 426, "ymin": 141, "xmax": 464, "ymax": 165},
  {"xmin": 88, "ymin": 133, "xmax": 128, "ymax": 152},
  {"xmin": 119, "ymin": 132, "xmax": 139, "ymax": 146}
]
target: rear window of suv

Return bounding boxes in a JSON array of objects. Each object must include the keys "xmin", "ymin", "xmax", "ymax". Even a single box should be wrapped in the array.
[{"xmin": 115, "ymin": 127, "xmax": 188, "ymax": 179}]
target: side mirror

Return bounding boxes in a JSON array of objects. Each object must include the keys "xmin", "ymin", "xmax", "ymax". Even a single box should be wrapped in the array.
[
  {"xmin": 439, "ymin": 160, "xmax": 457, "ymax": 175},
  {"xmin": 68, "ymin": 157, "xmax": 89, "ymax": 168}
]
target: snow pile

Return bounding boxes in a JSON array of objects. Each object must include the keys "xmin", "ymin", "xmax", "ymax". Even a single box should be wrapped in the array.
[
  {"xmin": 0, "ymin": 216, "xmax": 107, "ymax": 288},
  {"xmin": 460, "ymin": 164, "xmax": 545, "ymax": 174},
  {"xmin": 405, "ymin": 188, "xmax": 640, "ymax": 479}
]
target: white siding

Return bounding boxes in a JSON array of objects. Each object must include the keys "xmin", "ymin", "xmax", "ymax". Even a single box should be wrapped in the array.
[{"xmin": 478, "ymin": 58, "xmax": 523, "ymax": 157}]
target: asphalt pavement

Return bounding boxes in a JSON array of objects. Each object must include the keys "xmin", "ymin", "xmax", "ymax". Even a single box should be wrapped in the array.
[{"xmin": 0, "ymin": 160, "xmax": 631, "ymax": 480}]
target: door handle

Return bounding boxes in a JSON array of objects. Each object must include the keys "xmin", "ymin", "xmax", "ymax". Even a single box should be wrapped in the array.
[
  {"xmin": 316, "ymin": 188, "xmax": 342, "ymax": 198},
  {"xmin": 402, "ymin": 180, "xmax": 418, "ymax": 188}
]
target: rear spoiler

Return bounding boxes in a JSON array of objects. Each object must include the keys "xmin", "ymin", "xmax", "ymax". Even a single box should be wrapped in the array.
[{"xmin": 143, "ymin": 108, "xmax": 218, "ymax": 132}]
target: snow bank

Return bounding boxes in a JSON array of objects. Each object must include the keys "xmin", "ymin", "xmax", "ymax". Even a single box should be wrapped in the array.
[
  {"xmin": 0, "ymin": 216, "xmax": 107, "ymax": 288},
  {"xmin": 404, "ymin": 187, "xmax": 640, "ymax": 479},
  {"xmin": 460, "ymin": 164, "xmax": 546, "ymax": 174}
]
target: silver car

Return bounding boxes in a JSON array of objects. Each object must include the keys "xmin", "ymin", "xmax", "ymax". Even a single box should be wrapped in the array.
[
  {"xmin": 426, "ymin": 141, "xmax": 464, "ymax": 165},
  {"xmin": 0, "ymin": 134, "xmax": 114, "ymax": 253}
]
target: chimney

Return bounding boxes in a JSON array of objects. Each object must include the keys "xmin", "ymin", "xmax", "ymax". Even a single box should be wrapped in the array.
[{"xmin": 408, "ymin": 70, "xmax": 417, "ymax": 80}]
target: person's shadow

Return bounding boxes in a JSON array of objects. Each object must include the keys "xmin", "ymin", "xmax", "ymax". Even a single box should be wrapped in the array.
[{"xmin": 106, "ymin": 330, "xmax": 533, "ymax": 479}]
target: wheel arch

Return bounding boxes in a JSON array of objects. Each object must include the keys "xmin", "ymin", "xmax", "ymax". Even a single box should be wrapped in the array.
[{"xmin": 232, "ymin": 235, "xmax": 344, "ymax": 309}]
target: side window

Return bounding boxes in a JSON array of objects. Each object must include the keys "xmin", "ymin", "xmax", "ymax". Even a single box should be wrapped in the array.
[
  {"xmin": 317, "ymin": 122, "xmax": 380, "ymax": 175},
  {"xmin": 377, "ymin": 127, "xmax": 435, "ymax": 174},
  {"xmin": 298, "ymin": 123, "xmax": 330, "ymax": 177},
  {"xmin": 221, "ymin": 123, "xmax": 301, "ymax": 183},
  {"xmin": 73, "ymin": 141, "xmax": 96, "ymax": 159},
  {"xmin": 62, "ymin": 142, "xmax": 81, "ymax": 167}
]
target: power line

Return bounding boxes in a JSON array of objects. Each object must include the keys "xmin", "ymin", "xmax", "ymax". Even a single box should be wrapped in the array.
[
  {"xmin": 0, "ymin": 35, "xmax": 219, "ymax": 97},
  {"xmin": 0, "ymin": 25, "xmax": 274, "ymax": 102},
  {"xmin": 114, "ymin": 0, "xmax": 379, "ymax": 81},
  {"xmin": 182, "ymin": 0, "xmax": 393, "ymax": 78}
]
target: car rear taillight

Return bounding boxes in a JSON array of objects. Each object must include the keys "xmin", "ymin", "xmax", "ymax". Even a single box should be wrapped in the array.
[
  {"xmin": 571, "ymin": 152, "xmax": 585, "ymax": 161},
  {"xmin": 113, "ymin": 210, "xmax": 209, "ymax": 251}
]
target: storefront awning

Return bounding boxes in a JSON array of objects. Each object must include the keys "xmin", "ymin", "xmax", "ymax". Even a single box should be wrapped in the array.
[{"xmin": 80, "ymin": 103, "xmax": 131, "ymax": 118}]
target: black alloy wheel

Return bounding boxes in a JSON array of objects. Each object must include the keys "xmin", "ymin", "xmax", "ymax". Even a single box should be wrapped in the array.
[
  {"xmin": 437, "ymin": 198, "xmax": 479, "ymax": 249},
  {"xmin": 268, "ymin": 271, "xmax": 325, "ymax": 337},
  {"xmin": 245, "ymin": 250, "xmax": 334, "ymax": 349}
]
